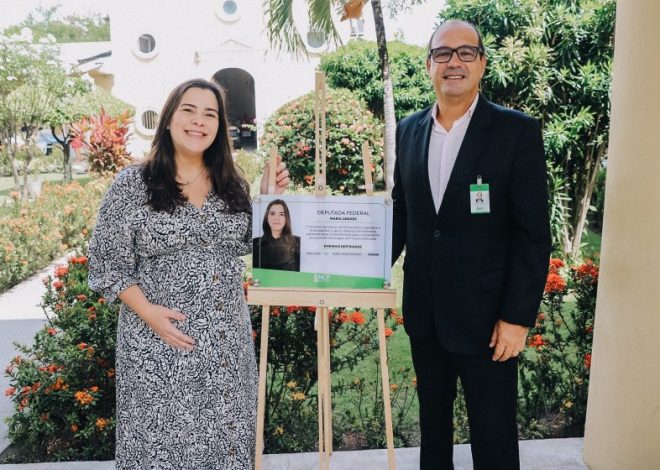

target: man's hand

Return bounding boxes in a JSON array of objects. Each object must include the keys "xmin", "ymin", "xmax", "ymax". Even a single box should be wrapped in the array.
[
  {"xmin": 259, "ymin": 154, "xmax": 290, "ymax": 195},
  {"xmin": 489, "ymin": 319, "xmax": 529, "ymax": 362}
]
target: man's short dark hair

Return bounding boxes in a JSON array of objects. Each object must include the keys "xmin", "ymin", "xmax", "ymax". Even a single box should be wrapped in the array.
[{"xmin": 427, "ymin": 20, "xmax": 485, "ymax": 57}]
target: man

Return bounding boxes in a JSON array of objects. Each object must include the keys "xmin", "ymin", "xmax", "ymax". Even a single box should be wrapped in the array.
[{"xmin": 391, "ymin": 20, "xmax": 552, "ymax": 469}]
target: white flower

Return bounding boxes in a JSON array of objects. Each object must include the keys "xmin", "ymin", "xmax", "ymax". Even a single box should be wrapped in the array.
[
  {"xmin": 19, "ymin": 27, "xmax": 33, "ymax": 41},
  {"xmin": 7, "ymin": 76, "xmax": 16, "ymax": 81}
]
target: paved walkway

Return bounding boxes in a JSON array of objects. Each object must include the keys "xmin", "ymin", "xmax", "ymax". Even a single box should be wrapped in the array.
[{"xmin": 0, "ymin": 438, "xmax": 586, "ymax": 469}]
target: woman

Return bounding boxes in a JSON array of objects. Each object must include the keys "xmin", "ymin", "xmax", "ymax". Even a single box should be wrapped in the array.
[
  {"xmin": 252, "ymin": 199, "xmax": 301, "ymax": 272},
  {"xmin": 88, "ymin": 78, "xmax": 287, "ymax": 469}
]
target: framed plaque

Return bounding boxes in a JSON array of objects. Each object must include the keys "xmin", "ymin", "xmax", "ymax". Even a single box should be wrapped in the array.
[{"xmin": 251, "ymin": 194, "xmax": 392, "ymax": 288}]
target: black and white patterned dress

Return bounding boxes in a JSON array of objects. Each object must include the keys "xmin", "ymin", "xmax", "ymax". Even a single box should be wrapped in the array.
[{"xmin": 88, "ymin": 166, "xmax": 257, "ymax": 469}]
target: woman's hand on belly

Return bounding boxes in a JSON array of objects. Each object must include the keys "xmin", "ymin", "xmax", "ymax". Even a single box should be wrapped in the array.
[
  {"xmin": 140, "ymin": 304, "xmax": 196, "ymax": 351},
  {"xmin": 118, "ymin": 284, "xmax": 195, "ymax": 351}
]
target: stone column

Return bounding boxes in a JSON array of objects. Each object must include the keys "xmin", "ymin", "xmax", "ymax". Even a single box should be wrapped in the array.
[{"xmin": 583, "ymin": 1, "xmax": 660, "ymax": 468}]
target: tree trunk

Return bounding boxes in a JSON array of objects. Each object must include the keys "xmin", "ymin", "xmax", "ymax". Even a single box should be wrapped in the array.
[
  {"xmin": 560, "ymin": 199, "xmax": 572, "ymax": 259},
  {"xmin": 9, "ymin": 135, "xmax": 20, "ymax": 190},
  {"xmin": 63, "ymin": 143, "xmax": 72, "ymax": 181},
  {"xmin": 570, "ymin": 142, "xmax": 607, "ymax": 259},
  {"xmin": 51, "ymin": 126, "xmax": 72, "ymax": 181},
  {"xmin": 21, "ymin": 152, "xmax": 31, "ymax": 199},
  {"xmin": 10, "ymin": 156, "xmax": 21, "ymax": 191},
  {"xmin": 20, "ymin": 128, "xmax": 37, "ymax": 199},
  {"xmin": 370, "ymin": 0, "xmax": 396, "ymax": 193}
]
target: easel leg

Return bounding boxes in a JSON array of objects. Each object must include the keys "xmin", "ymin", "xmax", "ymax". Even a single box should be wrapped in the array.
[
  {"xmin": 316, "ymin": 309, "xmax": 328, "ymax": 470},
  {"xmin": 377, "ymin": 308, "xmax": 397, "ymax": 469},
  {"xmin": 255, "ymin": 306, "xmax": 271, "ymax": 470},
  {"xmin": 322, "ymin": 307, "xmax": 333, "ymax": 457}
]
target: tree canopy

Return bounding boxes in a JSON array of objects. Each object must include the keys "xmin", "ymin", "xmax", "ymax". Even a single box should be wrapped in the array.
[
  {"xmin": 441, "ymin": 0, "xmax": 615, "ymax": 257},
  {"xmin": 320, "ymin": 40, "xmax": 435, "ymax": 121},
  {"xmin": 0, "ymin": 27, "xmax": 131, "ymax": 186},
  {"xmin": 264, "ymin": 0, "xmax": 398, "ymax": 190},
  {"xmin": 3, "ymin": 6, "xmax": 110, "ymax": 43}
]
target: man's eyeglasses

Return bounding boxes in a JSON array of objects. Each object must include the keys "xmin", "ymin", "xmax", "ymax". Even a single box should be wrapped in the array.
[{"xmin": 428, "ymin": 45, "xmax": 483, "ymax": 64}]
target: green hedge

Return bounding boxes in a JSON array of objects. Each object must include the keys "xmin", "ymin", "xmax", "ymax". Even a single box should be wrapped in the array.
[
  {"xmin": 3, "ymin": 259, "xmax": 411, "ymax": 461},
  {"xmin": 3, "ymin": 257, "xmax": 599, "ymax": 460},
  {"xmin": 319, "ymin": 40, "xmax": 436, "ymax": 121}
]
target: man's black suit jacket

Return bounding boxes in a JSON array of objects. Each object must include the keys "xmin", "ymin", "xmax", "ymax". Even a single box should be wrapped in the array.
[{"xmin": 392, "ymin": 96, "xmax": 552, "ymax": 356}]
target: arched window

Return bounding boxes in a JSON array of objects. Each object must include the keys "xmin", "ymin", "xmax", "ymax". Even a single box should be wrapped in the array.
[
  {"xmin": 216, "ymin": 0, "xmax": 241, "ymax": 22},
  {"xmin": 136, "ymin": 109, "xmax": 159, "ymax": 136},
  {"xmin": 138, "ymin": 34, "xmax": 156, "ymax": 54},
  {"xmin": 132, "ymin": 33, "xmax": 159, "ymax": 59},
  {"xmin": 306, "ymin": 29, "xmax": 328, "ymax": 51}
]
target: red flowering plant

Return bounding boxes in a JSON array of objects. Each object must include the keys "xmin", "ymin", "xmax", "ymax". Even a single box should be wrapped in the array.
[
  {"xmin": 71, "ymin": 108, "xmax": 132, "ymax": 175},
  {"xmin": 248, "ymin": 302, "xmax": 408, "ymax": 453},
  {"xmin": 3, "ymin": 256, "xmax": 118, "ymax": 462},
  {"xmin": 260, "ymin": 88, "xmax": 384, "ymax": 194},
  {"xmin": 518, "ymin": 257, "xmax": 599, "ymax": 438}
]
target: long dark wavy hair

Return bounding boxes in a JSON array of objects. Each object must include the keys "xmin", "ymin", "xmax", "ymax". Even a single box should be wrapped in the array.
[
  {"xmin": 262, "ymin": 198, "xmax": 295, "ymax": 236},
  {"xmin": 142, "ymin": 78, "xmax": 251, "ymax": 213},
  {"xmin": 261, "ymin": 199, "xmax": 298, "ymax": 260}
]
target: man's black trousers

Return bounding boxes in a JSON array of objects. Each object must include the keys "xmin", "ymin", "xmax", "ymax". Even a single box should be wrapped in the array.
[{"xmin": 409, "ymin": 335, "xmax": 520, "ymax": 470}]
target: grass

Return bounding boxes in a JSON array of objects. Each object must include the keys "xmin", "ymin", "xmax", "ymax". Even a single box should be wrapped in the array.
[
  {"xmin": 326, "ymin": 256, "xmax": 419, "ymax": 446},
  {"xmin": 580, "ymin": 230, "xmax": 602, "ymax": 257},
  {"xmin": 326, "ymin": 230, "xmax": 603, "ymax": 445},
  {"xmin": 296, "ymin": 314, "xmax": 420, "ymax": 449}
]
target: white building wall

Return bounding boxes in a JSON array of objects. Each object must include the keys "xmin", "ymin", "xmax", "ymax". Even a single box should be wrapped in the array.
[
  {"xmin": 106, "ymin": 0, "xmax": 335, "ymax": 156},
  {"xmin": 93, "ymin": 0, "xmax": 445, "ymax": 156}
]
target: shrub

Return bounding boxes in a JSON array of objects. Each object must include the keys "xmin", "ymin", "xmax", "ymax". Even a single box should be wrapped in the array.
[
  {"xmin": 71, "ymin": 109, "xmax": 131, "ymax": 175},
  {"xmin": 4, "ymin": 256, "xmax": 118, "ymax": 462},
  {"xmin": 0, "ymin": 177, "xmax": 109, "ymax": 293},
  {"xmin": 518, "ymin": 257, "xmax": 598, "ymax": 437},
  {"xmin": 260, "ymin": 88, "xmax": 383, "ymax": 195},
  {"xmin": 29, "ymin": 147, "xmax": 65, "ymax": 174},
  {"xmin": 319, "ymin": 40, "xmax": 436, "ymax": 121}
]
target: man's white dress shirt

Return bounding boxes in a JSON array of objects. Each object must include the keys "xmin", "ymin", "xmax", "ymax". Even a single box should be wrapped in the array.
[{"xmin": 427, "ymin": 94, "xmax": 480, "ymax": 213}]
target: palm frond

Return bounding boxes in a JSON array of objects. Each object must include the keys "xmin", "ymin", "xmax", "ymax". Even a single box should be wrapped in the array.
[
  {"xmin": 308, "ymin": 0, "xmax": 343, "ymax": 49},
  {"xmin": 264, "ymin": 0, "xmax": 308, "ymax": 59}
]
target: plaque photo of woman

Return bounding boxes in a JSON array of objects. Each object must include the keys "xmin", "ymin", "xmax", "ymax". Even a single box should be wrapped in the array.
[{"xmin": 253, "ymin": 199, "xmax": 301, "ymax": 272}]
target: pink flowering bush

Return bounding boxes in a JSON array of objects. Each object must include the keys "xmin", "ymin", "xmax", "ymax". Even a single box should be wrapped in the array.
[
  {"xmin": 260, "ymin": 88, "xmax": 384, "ymax": 194},
  {"xmin": 0, "ymin": 178, "xmax": 109, "ymax": 293}
]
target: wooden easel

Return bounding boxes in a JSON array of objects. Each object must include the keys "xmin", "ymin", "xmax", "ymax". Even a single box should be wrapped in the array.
[{"xmin": 250, "ymin": 71, "xmax": 397, "ymax": 470}]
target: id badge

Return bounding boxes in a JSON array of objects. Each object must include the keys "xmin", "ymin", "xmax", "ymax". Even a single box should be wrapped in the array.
[{"xmin": 470, "ymin": 176, "xmax": 490, "ymax": 214}]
